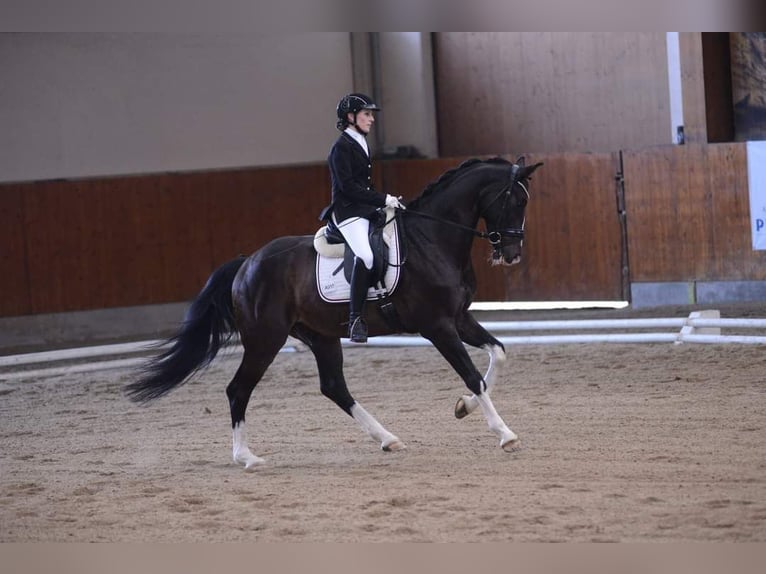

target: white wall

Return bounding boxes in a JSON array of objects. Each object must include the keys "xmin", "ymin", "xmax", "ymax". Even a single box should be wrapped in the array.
[{"xmin": 0, "ymin": 33, "xmax": 354, "ymax": 182}]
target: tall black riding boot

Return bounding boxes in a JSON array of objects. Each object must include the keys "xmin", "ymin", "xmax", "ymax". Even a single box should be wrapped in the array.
[{"xmin": 348, "ymin": 257, "xmax": 371, "ymax": 343}]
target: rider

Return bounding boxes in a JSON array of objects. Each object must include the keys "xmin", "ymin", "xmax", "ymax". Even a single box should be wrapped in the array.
[{"xmin": 319, "ymin": 92, "xmax": 405, "ymax": 343}]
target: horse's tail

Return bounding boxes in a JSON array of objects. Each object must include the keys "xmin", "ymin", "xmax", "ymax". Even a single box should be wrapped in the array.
[{"xmin": 124, "ymin": 255, "xmax": 247, "ymax": 403}]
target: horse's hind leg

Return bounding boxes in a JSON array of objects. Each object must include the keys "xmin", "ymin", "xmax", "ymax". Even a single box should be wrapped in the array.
[
  {"xmin": 293, "ymin": 326, "xmax": 405, "ymax": 452},
  {"xmin": 227, "ymin": 340, "xmax": 285, "ymax": 470},
  {"xmin": 454, "ymin": 314, "xmax": 506, "ymax": 419}
]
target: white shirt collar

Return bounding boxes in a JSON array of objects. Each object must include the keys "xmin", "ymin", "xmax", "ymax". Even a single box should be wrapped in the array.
[{"xmin": 344, "ymin": 127, "xmax": 369, "ymax": 157}]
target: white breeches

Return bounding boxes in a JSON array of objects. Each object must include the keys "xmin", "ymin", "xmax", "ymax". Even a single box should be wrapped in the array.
[{"xmin": 333, "ymin": 214, "xmax": 373, "ymax": 270}]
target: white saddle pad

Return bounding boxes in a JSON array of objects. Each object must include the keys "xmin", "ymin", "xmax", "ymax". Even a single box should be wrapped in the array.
[{"xmin": 314, "ymin": 214, "xmax": 402, "ymax": 303}]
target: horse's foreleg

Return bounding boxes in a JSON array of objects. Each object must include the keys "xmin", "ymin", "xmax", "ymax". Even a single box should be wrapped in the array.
[
  {"xmin": 455, "ymin": 344, "xmax": 505, "ymax": 419},
  {"xmin": 454, "ymin": 314, "xmax": 507, "ymax": 419},
  {"xmin": 426, "ymin": 327, "xmax": 519, "ymax": 451},
  {"xmin": 475, "ymin": 390, "xmax": 520, "ymax": 452},
  {"xmin": 296, "ymin": 329, "xmax": 405, "ymax": 452}
]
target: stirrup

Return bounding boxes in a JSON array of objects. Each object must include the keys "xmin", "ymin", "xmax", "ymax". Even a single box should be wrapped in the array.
[{"xmin": 349, "ymin": 316, "xmax": 368, "ymax": 343}]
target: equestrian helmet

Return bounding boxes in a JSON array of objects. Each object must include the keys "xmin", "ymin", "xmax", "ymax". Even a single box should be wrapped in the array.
[{"xmin": 336, "ymin": 93, "xmax": 381, "ymax": 124}]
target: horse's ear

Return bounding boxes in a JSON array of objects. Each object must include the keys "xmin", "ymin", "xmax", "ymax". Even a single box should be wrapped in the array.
[
  {"xmin": 520, "ymin": 162, "xmax": 544, "ymax": 179},
  {"xmin": 515, "ymin": 155, "xmax": 526, "ymax": 167}
]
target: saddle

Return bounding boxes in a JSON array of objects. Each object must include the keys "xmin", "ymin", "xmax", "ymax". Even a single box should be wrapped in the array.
[{"xmin": 313, "ymin": 207, "xmax": 402, "ymax": 304}]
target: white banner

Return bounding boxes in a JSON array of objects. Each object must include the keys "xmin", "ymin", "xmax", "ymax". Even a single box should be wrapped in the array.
[{"xmin": 747, "ymin": 141, "xmax": 766, "ymax": 250}]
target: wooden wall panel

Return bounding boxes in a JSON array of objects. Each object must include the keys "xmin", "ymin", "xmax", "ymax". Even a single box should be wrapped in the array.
[
  {"xmin": 206, "ymin": 164, "xmax": 332, "ymax": 265},
  {"xmin": 2, "ymin": 165, "xmax": 333, "ymax": 317},
  {"xmin": 21, "ymin": 175, "xmax": 213, "ymax": 314},
  {"xmin": 510, "ymin": 152, "xmax": 623, "ymax": 300},
  {"xmin": 434, "ymin": 33, "xmax": 670, "ymax": 157},
  {"xmin": 623, "ymin": 143, "xmax": 765, "ymax": 282},
  {"xmin": 122, "ymin": 175, "xmax": 213, "ymax": 304},
  {"xmin": 0, "ymin": 187, "xmax": 31, "ymax": 316},
  {"xmin": 3, "ymin": 145, "xmax": 758, "ymax": 318},
  {"xmin": 23, "ymin": 181, "xmax": 97, "ymax": 313}
]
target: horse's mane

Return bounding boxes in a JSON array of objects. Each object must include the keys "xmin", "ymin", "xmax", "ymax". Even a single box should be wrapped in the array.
[{"xmin": 407, "ymin": 156, "xmax": 512, "ymax": 210}]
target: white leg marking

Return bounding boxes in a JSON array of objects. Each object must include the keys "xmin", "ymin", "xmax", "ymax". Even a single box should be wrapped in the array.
[
  {"xmin": 476, "ymin": 392, "xmax": 519, "ymax": 451},
  {"xmin": 350, "ymin": 403, "xmax": 406, "ymax": 451},
  {"xmin": 232, "ymin": 422, "xmax": 266, "ymax": 471},
  {"xmin": 456, "ymin": 345, "xmax": 506, "ymax": 418}
]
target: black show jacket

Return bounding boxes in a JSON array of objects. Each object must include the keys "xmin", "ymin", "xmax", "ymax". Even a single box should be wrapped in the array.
[{"xmin": 320, "ymin": 132, "xmax": 386, "ymax": 222}]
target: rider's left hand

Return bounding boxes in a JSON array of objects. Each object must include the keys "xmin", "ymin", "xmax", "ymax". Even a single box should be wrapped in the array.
[{"xmin": 385, "ymin": 194, "xmax": 406, "ymax": 210}]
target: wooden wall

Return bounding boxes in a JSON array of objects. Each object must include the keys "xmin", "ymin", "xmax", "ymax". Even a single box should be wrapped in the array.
[
  {"xmin": 0, "ymin": 187, "xmax": 29, "ymax": 315},
  {"xmin": 1, "ymin": 154, "xmax": 626, "ymax": 318},
  {"xmin": 624, "ymin": 143, "xmax": 763, "ymax": 282},
  {"xmin": 2, "ymin": 144, "xmax": 758, "ymax": 318},
  {"xmin": 0, "ymin": 165, "xmax": 331, "ymax": 317},
  {"xmin": 512, "ymin": 152, "xmax": 623, "ymax": 300},
  {"xmin": 433, "ymin": 32, "xmax": 671, "ymax": 156},
  {"xmin": 386, "ymin": 145, "xmax": 760, "ymax": 302}
]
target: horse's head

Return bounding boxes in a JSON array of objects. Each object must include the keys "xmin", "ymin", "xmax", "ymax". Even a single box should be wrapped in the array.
[{"xmin": 480, "ymin": 157, "xmax": 543, "ymax": 266}]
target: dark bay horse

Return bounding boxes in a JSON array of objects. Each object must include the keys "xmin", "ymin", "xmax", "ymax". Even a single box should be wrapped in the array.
[{"xmin": 125, "ymin": 156, "xmax": 543, "ymax": 470}]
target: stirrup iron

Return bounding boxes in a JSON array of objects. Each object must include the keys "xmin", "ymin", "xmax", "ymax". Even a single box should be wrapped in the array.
[{"xmin": 349, "ymin": 315, "xmax": 368, "ymax": 343}]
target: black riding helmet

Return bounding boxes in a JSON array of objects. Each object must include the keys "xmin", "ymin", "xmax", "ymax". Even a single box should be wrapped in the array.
[{"xmin": 336, "ymin": 93, "xmax": 381, "ymax": 130}]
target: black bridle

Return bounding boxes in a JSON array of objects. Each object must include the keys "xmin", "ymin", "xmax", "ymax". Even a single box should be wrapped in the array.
[
  {"xmin": 402, "ymin": 163, "xmax": 528, "ymax": 249},
  {"xmin": 479, "ymin": 164, "xmax": 529, "ymax": 259}
]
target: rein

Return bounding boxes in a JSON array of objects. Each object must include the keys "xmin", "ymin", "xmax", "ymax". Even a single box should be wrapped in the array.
[
  {"xmin": 383, "ymin": 161, "xmax": 531, "ymax": 267},
  {"xmin": 401, "ymin": 179, "xmax": 529, "ymax": 247},
  {"xmin": 402, "ymin": 208, "xmax": 501, "ymax": 242}
]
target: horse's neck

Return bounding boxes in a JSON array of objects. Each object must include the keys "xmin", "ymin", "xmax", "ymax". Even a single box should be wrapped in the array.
[
  {"xmin": 419, "ymin": 169, "xmax": 489, "ymax": 227},
  {"xmin": 410, "ymin": 168, "xmax": 493, "ymax": 266}
]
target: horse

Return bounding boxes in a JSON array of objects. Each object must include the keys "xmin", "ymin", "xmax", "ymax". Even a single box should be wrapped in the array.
[{"xmin": 125, "ymin": 156, "xmax": 543, "ymax": 470}]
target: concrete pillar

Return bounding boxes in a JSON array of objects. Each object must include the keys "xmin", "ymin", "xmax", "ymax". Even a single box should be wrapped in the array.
[{"xmin": 349, "ymin": 32, "xmax": 439, "ymax": 158}]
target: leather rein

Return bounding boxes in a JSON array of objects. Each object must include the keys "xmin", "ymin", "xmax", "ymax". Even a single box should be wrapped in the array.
[{"xmin": 400, "ymin": 163, "xmax": 528, "ymax": 247}]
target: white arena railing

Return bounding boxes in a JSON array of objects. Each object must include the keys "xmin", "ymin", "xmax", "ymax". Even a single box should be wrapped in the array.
[
  {"xmin": 3, "ymin": 310, "xmax": 766, "ymax": 378},
  {"xmin": 357, "ymin": 310, "xmax": 766, "ymax": 347}
]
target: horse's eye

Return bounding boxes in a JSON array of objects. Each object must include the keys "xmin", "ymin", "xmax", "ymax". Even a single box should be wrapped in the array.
[{"xmin": 512, "ymin": 195, "xmax": 527, "ymax": 208}]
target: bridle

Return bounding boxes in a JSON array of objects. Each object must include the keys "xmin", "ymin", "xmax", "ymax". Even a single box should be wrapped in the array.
[
  {"xmin": 402, "ymin": 163, "xmax": 529, "ymax": 251},
  {"xmin": 479, "ymin": 164, "xmax": 529, "ymax": 255}
]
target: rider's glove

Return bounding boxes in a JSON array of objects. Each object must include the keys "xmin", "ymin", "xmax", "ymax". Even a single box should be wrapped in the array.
[{"xmin": 385, "ymin": 194, "xmax": 406, "ymax": 210}]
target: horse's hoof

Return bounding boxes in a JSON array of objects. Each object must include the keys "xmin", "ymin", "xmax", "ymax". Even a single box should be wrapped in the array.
[
  {"xmin": 454, "ymin": 396, "xmax": 471, "ymax": 419},
  {"xmin": 244, "ymin": 458, "xmax": 266, "ymax": 471},
  {"xmin": 501, "ymin": 438, "xmax": 521, "ymax": 453},
  {"xmin": 238, "ymin": 454, "xmax": 266, "ymax": 471},
  {"xmin": 382, "ymin": 440, "xmax": 407, "ymax": 452}
]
